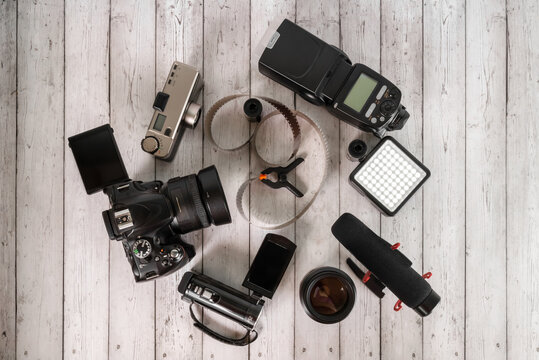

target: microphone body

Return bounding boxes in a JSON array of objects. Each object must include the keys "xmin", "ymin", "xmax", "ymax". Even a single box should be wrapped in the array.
[{"xmin": 331, "ymin": 213, "xmax": 440, "ymax": 316}]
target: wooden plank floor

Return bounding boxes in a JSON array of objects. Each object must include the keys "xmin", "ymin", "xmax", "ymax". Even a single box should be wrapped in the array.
[{"xmin": 1, "ymin": 0, "xmax": 538, "ymax": 359}]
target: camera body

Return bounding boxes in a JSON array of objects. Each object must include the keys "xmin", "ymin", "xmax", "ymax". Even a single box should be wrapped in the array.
[
  {"xmin": 178, "ymin": 234, "xmax": 296, "ymax": 346},
  {"xmin": 258, "ymin": 19, "xmax": 408, "ymax": 137},
  {"xmin": 69, "ymin": 125, "xmax": 231, "ymax": 283},
  {"xmin": 142, "ymin": 61, "xmax": 203, "ymax": 160},
  {"xmin": 102, "ymin": 180, "xmax": 195, "ymax": 282}
]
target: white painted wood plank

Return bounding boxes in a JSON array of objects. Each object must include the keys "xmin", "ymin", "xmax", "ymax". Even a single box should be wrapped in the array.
[
  {"xmin": 249, "ymin": 2, "xmax": 296, "ymax": 360},
  {"xmin": 465, "ymin": 0, "xmax": 507, "ymax": 359},
  {"xmin": 338, "ymin": 1, "xmax": 382, "ymax": 359},
  {"xmin": 294, "ymin": 4, "xmax": 341, "ymax": 359},
  {"xmin": 202, "ymin": 1, "xmax": 251, "ymax": 359},
  {"xmin": 0, "ymin": 0, "xmax": 16, "ymax": 358},
  {"xmin": 15, "ymin": 1, "xmax": 64, "ymax": 359},
  {"xmin": 63, "ymin": 1, "xmax": 110, "ymax": 359},
  {"xmin": 154, "ymin": 1, "xmax": 204, "ymax": 359},
  {"xmin": 109, "ymin": 2, "xmax": 156, "ymax": 359},
  {"xmin": 422, "ymin": 0, "xmax": 466, "ymax": 359},
  {"xmin": 507, "ymin": 0, "xmax": 539, "ymax": 359},
  {"xmin": 380, "ymin": 1, "xmax": 424, "ymax": 359}
]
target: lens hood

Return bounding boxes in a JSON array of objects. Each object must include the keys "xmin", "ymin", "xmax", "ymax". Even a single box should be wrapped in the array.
[{"xmin": 197, "ymin": 165, "xmax": 231, "ymax": 225}]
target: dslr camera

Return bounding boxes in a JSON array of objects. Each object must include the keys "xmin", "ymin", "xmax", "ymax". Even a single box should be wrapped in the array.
[{"xmin": 68, "ymin": 125, "xmax": 231, "ymax": 282}]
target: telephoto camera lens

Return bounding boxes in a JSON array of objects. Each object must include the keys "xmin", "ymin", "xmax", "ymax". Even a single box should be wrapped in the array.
[
  {"xmin": 300, "ymin": 267, "xmax": 356, "ymax": 324},
  {"xmin": 164, "ymin": 165, "xmax": 231, "ymax": 234}
]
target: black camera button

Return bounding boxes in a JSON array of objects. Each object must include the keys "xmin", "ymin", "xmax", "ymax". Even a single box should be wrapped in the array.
[
  {"xmin": 153, "ymin": 91, "xmax": 169, "ymax": 112},
  {"xmin": 161, "ymin": 259, "xmax": 169, "ymax": 267},
  {"xmin": 388, "ymin": 87, "xmax": 400, "ymax": 99},
  {"xmin": 380, "ymin": 100, "xmax": 396, "ymax": 116}
]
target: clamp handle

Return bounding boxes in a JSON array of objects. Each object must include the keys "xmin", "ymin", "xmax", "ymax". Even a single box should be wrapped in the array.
[{"xmin": 260, "ymin": 158, "xmax": 305, "ymax": 198}]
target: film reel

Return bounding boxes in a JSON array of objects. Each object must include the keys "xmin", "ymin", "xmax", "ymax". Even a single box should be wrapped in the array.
[{"xmin": 205, "ymin": 95, "xmax": 329, "ymax": 229}]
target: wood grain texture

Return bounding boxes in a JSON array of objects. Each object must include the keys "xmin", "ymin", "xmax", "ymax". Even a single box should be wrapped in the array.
[
  {"xmin": 6, "ymin": 3, "xmax": 539, "ymax": 359},
  {"xmin": 0, "ymin": 0, "xmax": 17, "ymax": 358},
  {"xmin": 294, "ymin": 2, "xmax": 341, "ymax": 359},
  {"xmin": 465, "ymin": 0, "xmax": 507, "ymax": 359},
  {"xmin": 16, "ymin": 0, "xmax": 64, "ymax": 359},
  {"xmin": 249, "ymin": 2, "xmax": 296, "ymax": 360},
  {"xmin": 423, "ymin": 0, "xmax": 466, "ymax": 359},
  {"xmin": 380, "ymin": 1, "xmax": 424, "ymax": 359},
  {"xmin": 338, "ymin": 1, "xmax": 382, "ymax": 358},
  {"xmin": 63, "ymin": 1, "xmax": 111, "ymax": 359},
  {"xmin": 109, "ymin": 1, "xmax": 156, "ymax": 359},
  {"xmin": 506, "ymin": 0, "xmax": 539, "ymax": 359},
  {"xmin": 154, "ymin": 1, "xmax": 204, "ymax": 359},
  {"xmin": 202, "ymin": 1, "xmax": 251, "ymax": 359}
]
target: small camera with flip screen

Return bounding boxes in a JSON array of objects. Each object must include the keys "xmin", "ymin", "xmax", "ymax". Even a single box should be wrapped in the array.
[
  {"xmin": 141, "ymin": 61, "xmax": 203, "ymax": 160},
  {"xmin": 258, "ymin": 19, "xmax": 409, "ymax": 137},
  {"xmin": 178, "ymin": 234, "xmax": 296, "ymax": 346}
]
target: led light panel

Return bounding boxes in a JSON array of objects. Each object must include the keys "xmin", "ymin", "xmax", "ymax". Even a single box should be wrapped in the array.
[{"xmin": 349, "ymin": 137, "xmax": 430, "ymax": 216}]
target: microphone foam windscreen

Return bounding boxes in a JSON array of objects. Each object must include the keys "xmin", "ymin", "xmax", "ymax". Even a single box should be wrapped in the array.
[{"xmin": 331, "ymin": 213, "xmax": 439, "ymax": 315}]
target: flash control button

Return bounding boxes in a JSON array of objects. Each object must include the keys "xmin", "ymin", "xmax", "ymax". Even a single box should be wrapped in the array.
[
  {"xmin": 380, "ymin": 100, "xmax": 396, "ymax": 116},
  {"xmin": 376, "ymin": 85, "xmax": 387, "ymax": 100},
  {"xmin": 389, "ymin": 87, "xmax": 400, "ymax": 98},
  {"xmin": 365, "ymin": 103, "xmax": 376, "ymax": 117}
]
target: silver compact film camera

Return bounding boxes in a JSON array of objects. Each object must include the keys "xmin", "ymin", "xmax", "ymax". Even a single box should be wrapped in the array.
[{"xmin": 141, "ymin": 61, "xmax": 203, "ymax": 161}]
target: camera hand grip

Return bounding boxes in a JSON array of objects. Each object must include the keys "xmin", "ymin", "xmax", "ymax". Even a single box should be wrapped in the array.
[{"xmin": 188, "ymin": 304, "xmax": 258, "ymax": 346}]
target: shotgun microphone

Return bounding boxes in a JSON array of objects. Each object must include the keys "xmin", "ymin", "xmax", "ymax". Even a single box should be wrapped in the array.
[{"xmin": 331, "ymin": 213, "xmax": 440, "ymax": 316}]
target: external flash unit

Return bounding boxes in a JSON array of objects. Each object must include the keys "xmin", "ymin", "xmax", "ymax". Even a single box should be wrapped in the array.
[{"xmin": 258, "ymin": 19, "xmax": 409, "ymax": 138}]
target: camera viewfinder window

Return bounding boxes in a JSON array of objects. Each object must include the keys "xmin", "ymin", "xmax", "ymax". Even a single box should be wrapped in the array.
[
  {"xmin": 153, "ymin": 114, "xmax": 166, "ymax": 131},
  {"xmin": 344, "ymin": 73, "xmax": 378, "ymax": 113}
]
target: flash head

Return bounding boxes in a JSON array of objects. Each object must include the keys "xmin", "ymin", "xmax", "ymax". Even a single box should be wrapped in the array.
[{"xmin": 258, "ymin": 19, "xmax": 408, "ymax": 137}]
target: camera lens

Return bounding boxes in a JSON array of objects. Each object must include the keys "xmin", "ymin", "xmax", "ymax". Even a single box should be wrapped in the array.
[
  {"xmin": 165, "ymin": 165, "xmax": 231, "ymax": 234},
  {"xmin": 300, "ymin": 267, "xmax": 356, "ymax": 324},
  {"xmin": 310, "ymin": 277, "xmax": 349, "ymax": 315}
]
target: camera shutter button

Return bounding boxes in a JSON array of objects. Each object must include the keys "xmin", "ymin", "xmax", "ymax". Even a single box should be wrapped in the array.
[
  {"xmin": 170, "ymin": 248, "xmax": 181, "ymax": 259},
  {"xmin": 141, "ymin": 136, "xmax": 160, "ymax": 154}
]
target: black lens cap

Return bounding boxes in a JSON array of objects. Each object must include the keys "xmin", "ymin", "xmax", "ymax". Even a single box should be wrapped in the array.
[{"xmin": 347, "ymin": 139, "xmax": 368, "ymax": 162}]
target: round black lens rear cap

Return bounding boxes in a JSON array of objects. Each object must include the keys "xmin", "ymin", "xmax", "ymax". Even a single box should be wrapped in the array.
[{"xmin": 197, "ymin": 165, "xmax": 232, "ymax": 226}]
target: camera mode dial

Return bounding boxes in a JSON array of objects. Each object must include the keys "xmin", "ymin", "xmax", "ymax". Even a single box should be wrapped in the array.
[
  {"xmin": 133, "ymin": 239, "xmax": 152, "ymax": 259},
  {"xmin": 141, "ymin": 136, "xmax": 160, "ymax": 154}
]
